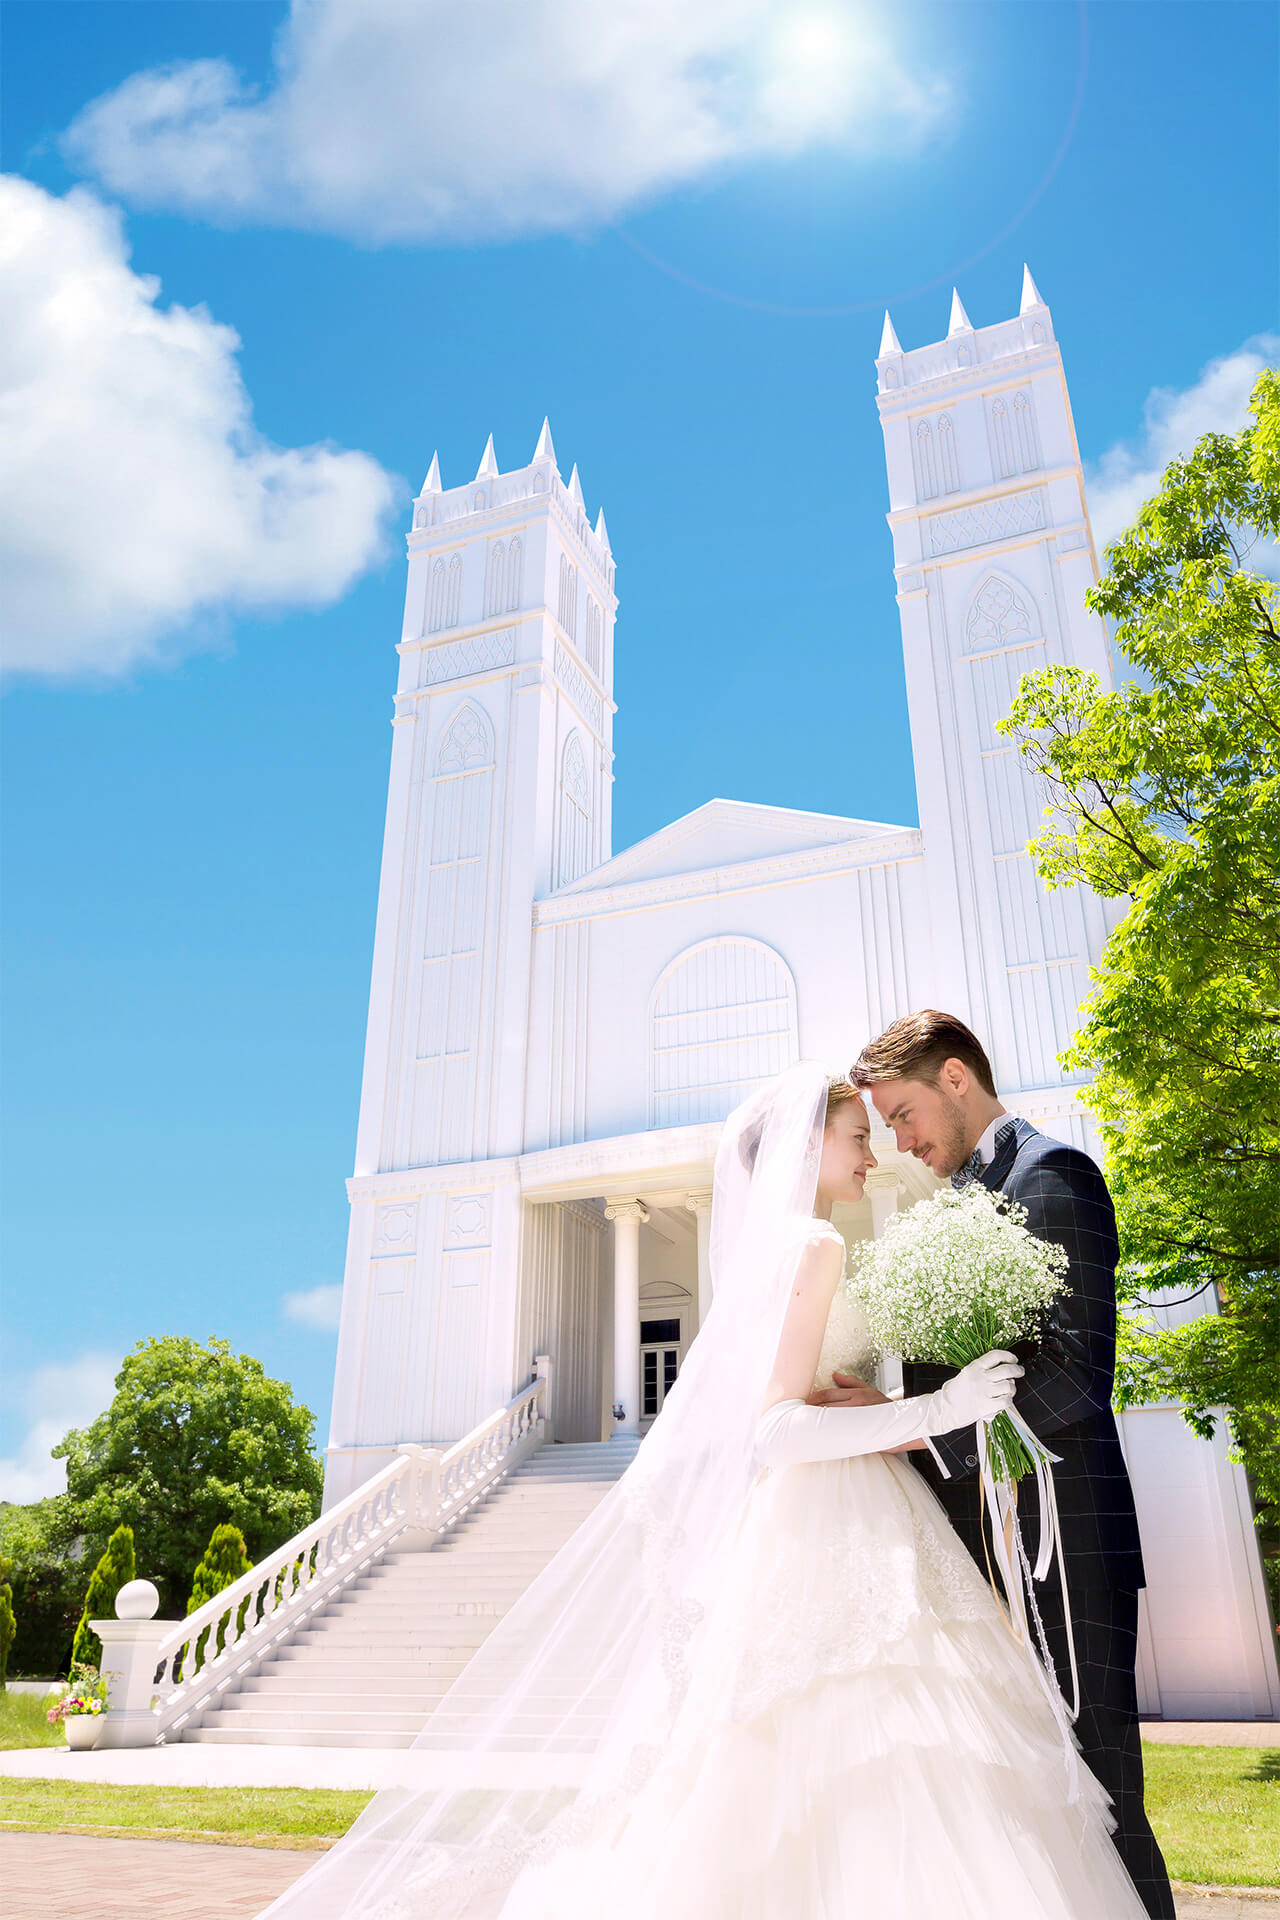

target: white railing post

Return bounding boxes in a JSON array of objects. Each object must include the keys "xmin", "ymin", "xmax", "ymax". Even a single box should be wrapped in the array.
[
  {"xmin": 94, "ymin": 1580, "xmax": 171, "ymax": 1749},
  {"xmin": 534, "ymin": 1352, "xmax": 553, "ymax": 1444}
]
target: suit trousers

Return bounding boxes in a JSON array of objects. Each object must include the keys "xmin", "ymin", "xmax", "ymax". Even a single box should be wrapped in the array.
[{"xmin": 1036, "ymin": 1577, "xmax": 1175, "ymax": 1919}]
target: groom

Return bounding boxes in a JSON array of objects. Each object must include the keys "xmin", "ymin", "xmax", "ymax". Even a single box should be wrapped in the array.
[{"xmin": 841, "ymin": 1009, "xmax": 1174, "ymax": 1919}]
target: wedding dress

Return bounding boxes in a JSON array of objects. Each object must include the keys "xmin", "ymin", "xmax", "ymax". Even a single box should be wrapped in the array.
[{"xmin": 260, "ymin": 1066, "xmax": 1148, "ymax": 1920}]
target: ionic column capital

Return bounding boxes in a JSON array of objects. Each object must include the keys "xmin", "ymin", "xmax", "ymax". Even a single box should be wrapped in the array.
[
  {"xmin": 682, "ymin": 1189, "xmax": 713, "ymax": 1216},
  {"xmin": 605, "ymin": 1199, "xmax": 650, "ymax": 1224}
]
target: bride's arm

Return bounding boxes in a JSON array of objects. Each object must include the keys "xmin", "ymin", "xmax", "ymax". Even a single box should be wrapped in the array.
[{"xmin": 756, "ymin": 1244, "xmax": 1022, "ymax": 1467}]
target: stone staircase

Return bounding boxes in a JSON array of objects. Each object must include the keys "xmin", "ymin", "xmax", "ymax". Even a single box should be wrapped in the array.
[{"xmin": 184, "ymin": 1438, "xmax": 639, "ymax": 1748}]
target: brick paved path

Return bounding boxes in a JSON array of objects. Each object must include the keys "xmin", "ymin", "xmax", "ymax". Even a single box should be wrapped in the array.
[{"xmin": 2, "ymin": 1830, "xmax": 1276, "ymax": 1918}]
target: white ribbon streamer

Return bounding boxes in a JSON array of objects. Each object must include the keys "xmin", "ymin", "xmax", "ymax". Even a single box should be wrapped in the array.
[{"xmin": 976, "ymin": 1411, "xmax": 1082, "ymax": 1802}]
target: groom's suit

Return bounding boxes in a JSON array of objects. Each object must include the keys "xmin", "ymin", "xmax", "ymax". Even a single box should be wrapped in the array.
[{"xmin": 903, "ymin": 1117, "xmax": 1175, "ymax": 1920}]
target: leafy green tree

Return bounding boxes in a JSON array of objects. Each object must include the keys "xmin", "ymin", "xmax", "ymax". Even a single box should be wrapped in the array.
[
  {"xmin": 1000, "ymin": 370, "xmax": 1280, "ymax": 1526},
  {"xmin": 70, "ymin": 1523, "xmax": 136, "ymax": 1672},
  {"xmin": 0, "ymin": 1500, "xmax": 83, "ymax": 1678},
  {"xmin": 187, "ymin": 1522, "xmax": 253, "ymax": 1669},
  {"xmin": 0, "ymin": 1566, "xmax": 16, "ymax": 1689},
  {"xmin": 53, "ymin": 1337, "xmax": 323, "ymax": 1616}
]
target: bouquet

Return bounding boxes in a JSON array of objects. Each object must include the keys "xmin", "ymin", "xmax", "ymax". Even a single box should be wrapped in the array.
[{"xmin": 847, "ymin": 1183, "xmax": 1068, "ymax": 1483}]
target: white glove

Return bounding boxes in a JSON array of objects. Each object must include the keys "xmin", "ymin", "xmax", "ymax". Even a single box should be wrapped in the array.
[{"xmin": 755, "ymin": 1351, "xmax": 1021, "ymax": 1470}]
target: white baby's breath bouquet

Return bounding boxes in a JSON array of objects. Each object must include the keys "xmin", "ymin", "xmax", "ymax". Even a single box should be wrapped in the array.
[{"xmin": 848, "ymin": 1184, "xmax": 1068, "ymax": 1482}]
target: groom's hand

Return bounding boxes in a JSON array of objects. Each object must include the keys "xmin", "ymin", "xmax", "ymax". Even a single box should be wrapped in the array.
[{"xmin": 806, "ymin": 1370, "xmax": 891, "ymax": 1408}]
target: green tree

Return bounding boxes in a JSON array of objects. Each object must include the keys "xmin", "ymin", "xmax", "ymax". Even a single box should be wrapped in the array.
[
  {"xmin": 70, "ymin": 1523, "xmax": 136, "ymax": 1672},
  {"xmin": 0, "ymin": 1500, "xmax": 83, "ymax": 1678},
  {"xmin": 53, "ymin": 1337, "xmax": 323, "ymax": 1616},
  {"xmin": 0, "ymin": 1566, "xmax": 16, "ymax": 1689},
  {"xmin": 187, "ymin": 1522, "xmax": 253, "ymax": 1669},
  {"xmin": 1000, "ymin": 369, "xmax": 1280, "ymax": 1526}
]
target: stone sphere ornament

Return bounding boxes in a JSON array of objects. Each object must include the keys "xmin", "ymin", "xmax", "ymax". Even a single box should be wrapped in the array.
[{"xmin": 114, "ymin": 1578, "xmax": 160, "ymax": 1620}]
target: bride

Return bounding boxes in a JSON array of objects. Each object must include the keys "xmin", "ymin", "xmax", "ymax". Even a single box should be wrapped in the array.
[{"xmin": 261, "ymin": 1064, "xmax": 1148, "ymax": 1919}]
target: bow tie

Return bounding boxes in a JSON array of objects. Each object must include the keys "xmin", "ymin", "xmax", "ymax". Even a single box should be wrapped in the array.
[{"xmin": 951, "ymin": 1119, "xmax": 1017, "ymax": 1190}]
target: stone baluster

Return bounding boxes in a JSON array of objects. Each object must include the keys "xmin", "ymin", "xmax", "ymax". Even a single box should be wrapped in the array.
[{"xmin": 533, "ymin": 1352, "xmax": 553, "ymax": 1443}]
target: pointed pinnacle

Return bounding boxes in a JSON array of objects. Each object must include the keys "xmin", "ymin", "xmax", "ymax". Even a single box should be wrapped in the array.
[
  {"xmin": 879, "ymin": 310, "xmax": 902, "ymax": 357},
  {"xmin": 594, "ymin": 505, "xmax": 610, "ymax": 551},
  {"xmin": 948, "ymin": 288, "xmax": 972, "ymax": 335},
  {"xmin": 1020, "ymin": 263, "xmax": 1046, "ymax": 314},
  {"xmin": 475, "ymin": 433, "xmax": 498, "ymax": 480},
  {"xmin": 567, "ymin": 462, "xmax": 585, "ymax": 508},
  {"xmin": 422, "ymin": 451, "xmax": 442, "ymax": 493},
  {"xmin": 533, "ymin": 417, "xmax": 556, "ymax": 464}
]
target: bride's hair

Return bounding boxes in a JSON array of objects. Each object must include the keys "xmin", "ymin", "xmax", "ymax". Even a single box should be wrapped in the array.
[{"xmin": 740, "ymin": 1072, "xmax": 861, "ymax": 1171}]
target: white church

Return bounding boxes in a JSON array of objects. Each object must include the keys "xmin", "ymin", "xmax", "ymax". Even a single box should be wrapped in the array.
[{"xmin": 323, "ymin": 274, "xmax": 1279, "ymax": 1723}]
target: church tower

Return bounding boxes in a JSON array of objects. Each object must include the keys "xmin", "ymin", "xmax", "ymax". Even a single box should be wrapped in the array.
[
  {"xmin": 875, "ymin": 272, "xmax": 1115, "ymax": 1101},
  {"xmin": 352, "ymin": 424, "xmax": 616, "ymax": 1179}
]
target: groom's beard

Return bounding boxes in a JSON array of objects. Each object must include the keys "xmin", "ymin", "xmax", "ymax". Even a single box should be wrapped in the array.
[{"xmin": 930, "ymin": 1097, "xmax": 972, "ymax": 1179}]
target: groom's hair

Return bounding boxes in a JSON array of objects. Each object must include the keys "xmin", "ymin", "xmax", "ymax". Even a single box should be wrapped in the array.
[{"xmin": 850, "ymin": 1010, "xmax": 997, "ymax": 1098}]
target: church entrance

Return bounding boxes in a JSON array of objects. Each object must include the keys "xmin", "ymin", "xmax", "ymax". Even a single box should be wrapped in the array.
[{"xmin": 640, "ymin": 1316, "xmax": 682, "ymax": 1422}]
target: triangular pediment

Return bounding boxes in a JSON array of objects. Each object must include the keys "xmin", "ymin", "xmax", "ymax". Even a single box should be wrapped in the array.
[{"xmin": 551, "ymin": 799, "xmax": 911, "ymax": 895}]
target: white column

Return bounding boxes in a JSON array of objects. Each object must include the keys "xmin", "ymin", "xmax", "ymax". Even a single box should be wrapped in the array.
[
  {"xmin": 605, "ymin": 1200, "xmax": 648, "ymax": 1435},
  {"xmin": 683, "ymin": 1189, "xmax": 714, "ymax": 1327},
  {"xmin": 865, "ymin": 1170, "xmax": 904, "ymax": 1395}
]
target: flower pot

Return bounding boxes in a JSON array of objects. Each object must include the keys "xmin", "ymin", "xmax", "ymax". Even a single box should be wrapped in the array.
[{"xmin": 65, "ymin": 1713, "xmax": 102, "ymax": 1752}]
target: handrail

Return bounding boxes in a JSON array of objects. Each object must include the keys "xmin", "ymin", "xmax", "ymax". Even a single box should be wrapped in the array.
[{"xmin": 123, "ymin": 1358, "xmax": 551, "ymax": 1744}]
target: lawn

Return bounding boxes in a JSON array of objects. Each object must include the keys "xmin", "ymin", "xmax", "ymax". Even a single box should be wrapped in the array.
[
  {"xmin": 1142, "ymin": 1742, "xmax": 1279, "ymax": 1890},
  {"xmin": 0, "ymin": 1780, "xmax": 373, "ymax": 1850},
  {"xmin": 0, "ymin": 1689, "xmax": 64, "ymax": 1751},
  {"xmin": 0, "ymin": 1744, "xmax": 1273, "ymax": 1888}
]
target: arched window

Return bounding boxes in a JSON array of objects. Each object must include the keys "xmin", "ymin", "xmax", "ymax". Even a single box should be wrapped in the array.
[
  {"xmin": 651, "ymin": 938, "xmax": 798, "ymax": 1127},
  {"xmin": 555, "ymin": 731, "xmax": 592, "ymax": 888},
  {"xmin": 445, "ymin": 553, "xmax": 463, "ymax": 628},
  {"xmin": 415, "ymin": 704, "xmax": 495, "ymax": 1165},
  {"xmin": 558, "ymin": 554, "xmax": 578, "ymax": 640},
  {"xmin": 484, "ymin": 540, "xmax": 507, "ymax": 619},
  {"xmin": 1013, "ymin": 391, "xmax": 1040, "ymax": 472},
  {"xmin": 506, "ymin": 536, "xmax": 523, "ymax": 612},
  {"xmin": 915, "ymin": 418, "xmax": 939, "ymax": 501},
  {"xmin": 426, "ymin": 557, "xmax": 447, "ymax": 634},
  {"xmin": 936, "ymin": 412, "xmax": 959, "ymax": 493},
  {"xmin": 584, "ymin": 597, "xmax": 602, "ymax": 676}
]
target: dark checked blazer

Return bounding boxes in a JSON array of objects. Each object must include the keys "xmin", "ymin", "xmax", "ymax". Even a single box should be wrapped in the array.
[{"xmin": 903, "ymin": 1117, "xmax": 1146, "ymax": 1593}]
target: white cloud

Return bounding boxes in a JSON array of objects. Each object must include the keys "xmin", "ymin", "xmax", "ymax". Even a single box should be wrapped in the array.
[
  {"xmin": 1087, "ymin": 336, "xmax": 1280, "ymax": 555},
  {"xmin": 283, "ymin": 1285, "xmax": 344, "ymax": 1332},
  {"xmin": 0, "ymin": 176, "xmax": 397, "ymax": 681},
  {"xmin": 0, "ymin": 1353, "xmax": 120, "ymax": 1505},
  {"xmin": 62, "ymin": 0, "xmax": 948, "ymax": 246}
]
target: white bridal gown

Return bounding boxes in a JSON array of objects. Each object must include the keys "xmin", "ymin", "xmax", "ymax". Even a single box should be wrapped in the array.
[{"xmin": 499, "ymin": 1222, "xmax": 1148, "ymax": 1920}]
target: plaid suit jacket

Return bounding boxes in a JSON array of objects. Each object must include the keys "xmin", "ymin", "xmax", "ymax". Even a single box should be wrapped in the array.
[{"xmin": 903, "ymin": 1117, "xmax": 1146, "ymax": 1592}]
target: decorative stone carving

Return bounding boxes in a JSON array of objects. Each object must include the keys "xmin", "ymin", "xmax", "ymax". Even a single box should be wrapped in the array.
[
  {"xmin": 555, "ymin": 643, "xmax": 604, "ymax": 732},
  {"xmin": 445, "ymin": 1192, "xmax": 493, "ymax": 1249},
  {"xmin": 435, "ymin": 702, "xmax": 493, "ymax": 773},
  {"xmin": 964, "ymin": 575, "xmax": 1034, "ymax": 650},
  {"xmin": 424, "ymin": 630, "xmax": 515, "ymax": 686},
  {"xmin": 927, "ymin": 489, "xmax": 1045, "ymax": 556},
  {"xmin": 373, "ymin": 1200, "xmax": 417, "ymax": 1256}
]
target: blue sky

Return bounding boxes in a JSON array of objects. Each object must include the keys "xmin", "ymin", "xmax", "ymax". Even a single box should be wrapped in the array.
[{"xmin": 2, "ymin": 0, "xmax": 1276, "ymax": 1497}]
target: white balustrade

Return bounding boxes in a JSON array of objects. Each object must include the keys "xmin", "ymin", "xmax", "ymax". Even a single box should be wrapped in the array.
[{"xmin": 93, "ymin": 1358, "xmax": 552, "ymax": 1746}]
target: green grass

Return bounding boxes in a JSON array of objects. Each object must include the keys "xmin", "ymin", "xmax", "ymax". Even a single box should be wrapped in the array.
[
  {"xmin": 0, "ymin": 1745, "xmax": 1273, "ymax": 1887},
  {"xmin": 1142, "ymin": 1743, "xmax": 1279, "ymax": 1889},
  {"xmin": 0, "ymin": 1780, "xmax": 373, "ymax": 1850},
  {"xmin": 0, "ymin": 1689, "xmax": 64, "ymax": 1751}
]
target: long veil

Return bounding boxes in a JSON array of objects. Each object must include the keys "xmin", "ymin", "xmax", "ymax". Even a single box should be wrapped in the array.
[{"xmin": 262, "ymin": 1062, "xmax": 828, "ymax": 1919}]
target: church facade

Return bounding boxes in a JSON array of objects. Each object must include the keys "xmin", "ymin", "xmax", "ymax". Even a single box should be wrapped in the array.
[{"xmin": 326, "ymin": 277, "xmax": 1278, "ymax": 1720}]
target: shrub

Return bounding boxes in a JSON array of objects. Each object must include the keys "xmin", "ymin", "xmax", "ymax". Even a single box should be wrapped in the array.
[
  {"xmin": 187, "ymin": 1524, "xmax": 253, "ymax": 1671},
  {"xmin": 69, "ymin": 1525, "xmax": 135, "ymax": 1673}
]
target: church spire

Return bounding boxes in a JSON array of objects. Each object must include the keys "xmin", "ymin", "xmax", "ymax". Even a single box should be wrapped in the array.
[
  {"xmin": 947, "ymin": 288, "xmax": 973, "ymax": 336},
  {"xmin": 532, "ymin": 417, "xmax": 556, "ymax": 465},
  {"xmin": 879, "ymin": 310, "xmax": 903, "ymax": 356},
  {"xmin": 475, "ymin": 433, "xmax": 499, "ymax": 480},
  {"xmin": 421, "ymin": 451, "xmax": 442, "ymax": 494},
  {"xmin": 594, "ymin": 505, "xmax": 611, "ymax": 552},
  {"xmin": 567, "ymin": 463, "xmax": 585, "ymax": 509},
  {"xmin": 1020, "ymin": 263, "xmax": 1046, "ymax": 313}
]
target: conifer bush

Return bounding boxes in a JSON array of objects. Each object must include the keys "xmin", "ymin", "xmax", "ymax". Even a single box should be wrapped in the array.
[
  {"xmin": 0, "ymin": 1574, "xmax": 16, "ymax": 1690},
  {"xmin": 186, "ymin": 1524, "xmax": 253, "ymax": 1671},
  {"xmin": 69, "ymin": 1525, "xmax": 135, "ymax": 1673}
]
